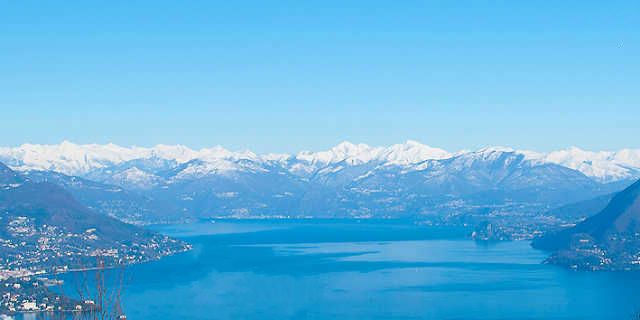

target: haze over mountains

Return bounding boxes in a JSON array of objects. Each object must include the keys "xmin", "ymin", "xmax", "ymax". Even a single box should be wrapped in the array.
[{"xmin": 1, "ymin": 141, "xmax": 638, "ymax": 223}]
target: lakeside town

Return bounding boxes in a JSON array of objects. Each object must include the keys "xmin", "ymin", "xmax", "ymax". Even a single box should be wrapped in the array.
[
  {"xmin": 0, "ymin": 214, "xmax": 191, "ymax": 317},
  {"xmin": 1, "ymin": 275, "xmax": 97, "ymax": 314}
]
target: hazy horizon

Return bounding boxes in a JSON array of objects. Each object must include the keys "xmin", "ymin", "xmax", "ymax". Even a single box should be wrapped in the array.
[
  {"xmin": 2, "ymin": 1, "xmax": 639, "ymax": 153},
  {"xmin": 1, "ymin": 139, "xmax": 639, "ymax": 155}
]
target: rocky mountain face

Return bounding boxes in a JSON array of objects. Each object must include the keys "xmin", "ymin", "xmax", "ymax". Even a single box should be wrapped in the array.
[
  {"xmin": 533, "ymin": 179, "xmax": 640, "ymax": 270},
  {"xmin": 1, "ymin": 141, "xmax": 638, "ymax": 223}
]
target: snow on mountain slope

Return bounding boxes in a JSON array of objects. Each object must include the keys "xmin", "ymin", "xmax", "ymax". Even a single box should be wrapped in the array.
[
  {"xmin": 544, "ymin": 147, "xmax": 640, "ymax": 182},
  {"xmin": 288, "ymin": 141, "xmax": 452, "ymax": 178},
  {"xmin": 296, "ymin": 141, "xmax": 380, "ymax": 165},
  {"xmin": 172, "ymin": 158, "xmax": 269, "ymax": 180},
  {"xmin": 1, "ymin": 141, "xmax": 639, "ymax": 183},
  {"xmin": 0, "ymin": 141, "xmax": 260, "ymax": 176},
  {"xmin": 0, "ymin": 141, "xmax": 148, "ymax": 175},
  {"xmin": 377, "ymin": 140, "xmax": 452, "ymax": 165},
  {"xmin": 198, "ymin": 146, "xmax": 259, "ymax": 162},
  {"xmin": 295, "ymin": 141, "xmax": 451, "ymax": 166},
  {"xmin": 110, "ymin": 167, "xmax": 163, "ymax": 189},
  {"xmin": 147, "ymin": 144, "xmax": 198, "ymax": 163}
]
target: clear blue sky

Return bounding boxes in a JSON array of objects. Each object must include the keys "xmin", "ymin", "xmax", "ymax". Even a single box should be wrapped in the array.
[{"xmin": 1, "ymin": 1, "xmax": 638, "ymax": 153}]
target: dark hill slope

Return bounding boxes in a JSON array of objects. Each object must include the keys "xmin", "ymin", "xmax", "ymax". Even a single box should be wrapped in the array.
[
  {"xmin": 533, "ymin": 179, "xmax": 640, "ymax": 270},
  {"xmin": 23, "ymin": 170, "xmax": 177, "ymax": 225},
  {"xmin": 0, "ymin": 162, "xmax": 188, "ymax": 272},
  {"xmin": 0, "ymin": 181, "xmax": 147, "ymax": 244}
]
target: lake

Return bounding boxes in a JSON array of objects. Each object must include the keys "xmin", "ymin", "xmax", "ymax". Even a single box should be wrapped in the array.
[{"xmin": 18, "ymin": 220, "xmax": 640, "ymax": 319}]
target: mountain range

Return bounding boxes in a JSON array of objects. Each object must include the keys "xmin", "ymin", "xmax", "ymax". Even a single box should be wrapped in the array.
[
  {"xmin": 1, "ymin": 141, "xmax": 639, "ymax": 223},
  {"xmin": 2, "ymin": 141, "xmax": 639, "ymax": 182}
]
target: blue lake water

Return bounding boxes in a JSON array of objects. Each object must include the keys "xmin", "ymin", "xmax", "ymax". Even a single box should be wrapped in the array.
[{"xmin": 19, "ymin": 220, "xmax": 640, "ymax": 319}]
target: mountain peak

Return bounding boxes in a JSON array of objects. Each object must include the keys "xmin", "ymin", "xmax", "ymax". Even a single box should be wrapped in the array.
[
  {"xmin": 331, "ymin": 141, "xmax": 371, "ymax": 153},
  {"xmin": 382, "ymin": 141, "xmax": 451, "ymax": 164},
  {"xmin": 544, "ymin": 147, "xmax": 640, "ymax": 182},
  {"xmin": 403, "ymin": 139, "xmax": 422, "ymax": 146},
  {"xmin": 476, "ymin": 146, "xmax": 516, "ymax": 154},
  {"xmin": 1, "ymin": 141, "xmax": 639, "ymax": 182}
]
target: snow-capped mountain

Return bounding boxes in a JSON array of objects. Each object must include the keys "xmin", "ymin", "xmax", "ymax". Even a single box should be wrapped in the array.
[
  {"xmin": 543, "ymin": 147, "xmax": 640, "ymax": 183},
  {"xmin": 0, "ymin": 141, "xmax": 257, "ymax": 176},
  {"xmin": 1, "ymin": 141, "xmax": 639, "ymax": 222},
  {"xmin": 0, "ymin": 141, "xmax": 148, "ymax": 175},
  {"xmin": 295, "ymin": 140, "xmax": 451, "ymax": 166},
  {"xmin": 0, "ymin": 141, "xmax": 640, "ymax": 185},
  {"xmin": 1, "ymin": 141, "xmax": 639, "ymax": 184}
]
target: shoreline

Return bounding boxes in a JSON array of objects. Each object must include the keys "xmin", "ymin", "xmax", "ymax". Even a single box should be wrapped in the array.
[{"xmin": 1, "ymin": 246, "xmax": 192, "ymax": 316}]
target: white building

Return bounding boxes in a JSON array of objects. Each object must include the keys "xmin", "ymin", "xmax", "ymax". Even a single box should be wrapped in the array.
[{"xmin": 21, "ymin": 301, "xmax": 38, "ymax": 311}]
